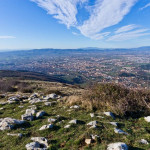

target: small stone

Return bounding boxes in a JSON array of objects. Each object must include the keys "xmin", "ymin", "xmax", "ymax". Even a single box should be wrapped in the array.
[
  {"xmin": 110, "ymin": 122, "xmax": 118, "ymax": 126},
  {"xmin": 104, "ymin": 112, "xmax": 115, "ymax": 119},
  {"xmin": 85, "ymin": 139, "xmax": 92, "ymax": 145},
  {"xmin": 114, "ymin": 128, "xmax": 128, "ymax": 135},
  {"xmin": 48, "ymin": 118, "xmax": 56, "ymax": 123},
  {"xmin": 64, "ymin": 125, "xmax": 71, "ymax": 128},
  {"xmin": 7, "ymin": 133, "xmax": 23, "ymax": 138},
  {"xmin": 139, "ymin": 139, "xmax": 149, "ymax": 145},
  {"xmin": 70, "ymin": 105, "xmax": 80, "ymax": 109},
  {"xmin": 90, "ymin": 113, "xmax": 94, "ymax": 118},
  {"xmin": 44, "ymin": 102, "xmax": 52, "ymax": 106},
  {"xmin": 87, "ymin": 121, "xmax": 98, "ymax": 126},
  {"xmin": 69, "ymin": 119, "xmax": 77, "ymax": 124},
  {"xmin": 39, "ymin": 124, "xmax": 53, "ymax": 130}
]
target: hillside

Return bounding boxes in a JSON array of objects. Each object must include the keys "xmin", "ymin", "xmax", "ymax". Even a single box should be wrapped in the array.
[{"xmin": 0, "ymin": 79, "xmax": 150, "ymax": 150}]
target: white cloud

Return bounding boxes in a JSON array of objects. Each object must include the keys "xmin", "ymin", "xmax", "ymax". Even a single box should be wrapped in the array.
[
  {"xmin": 0, "ymin": 36, "xmax": 16, "ymax": 39},
  {"xmin": 72, "ymin": 32, "xmax": 80, "ymax": 36},
  {"xmin": 91, "ymin": 32, "xmax": 110, "ymax": 40},
  {"xmin": 31, "ymin": 0, "xmax": 146, "ymax": 41},
  {"xmin": 108, "ymin": 29, "xmax": 150, "ymax": 41},
  {"xmin": 140, "ymin": 2, "xmax": 150, "ymax": 10},
  {"xmin": 78, "ymin": 0, "xmax": 138, "ymax": 38},
  {"xmin": 31, "ymin": 0, "xmax": 87, "ymax": 28},
  {"xmin": 115, "ymin": 24, "xmax": 138, "ymax": 34}
]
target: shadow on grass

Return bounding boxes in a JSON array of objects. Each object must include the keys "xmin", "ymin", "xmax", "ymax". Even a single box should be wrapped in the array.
[
  {"xmin": 14, "ymin": 121, "xmax": 31, "ymax": 129},
  {"xmin": 129, "ymin": 146, "xmax": 145, "ymax": 150}
]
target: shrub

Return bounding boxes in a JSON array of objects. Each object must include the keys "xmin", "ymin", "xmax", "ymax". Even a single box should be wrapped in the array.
[{"xmin": 81, "ymin": 83, "xmax": 150, "ymax": 117}]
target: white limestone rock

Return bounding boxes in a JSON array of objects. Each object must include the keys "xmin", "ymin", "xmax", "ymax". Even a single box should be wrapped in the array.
[
  {"xmin": 36, "ymin": 111, "xmax": 46, "ymax": 118},
  {"xmin": 85, "ymin": 139, "xmax": 92, "ymax": 145},
  {"xmin": 48, "ymin": 118, "xmax": 56, "ymax": 123},
  {"xmin": 7, "ymin": 133, "xmax": 23, "ymax": 138},
  {"xmin": 110, "ymin": 122, "xmax": 118, "ymax": 127},
  {"xmin": 70, "ymin": 105, "xmax": 80, "ymax": 109},
  {"xmin": 25, "ymin": 141, "xmax": 41, "ymax": 150},
  {"xmin": 0, "ymin": 117, "xmax": 24, "ymax": 130},
  {"xmin": 64, "ymin": 125, "xmax": 71, "ymax": 128},
  {"xmin": 44, "ymin": 102, "xmax": 52, "ymax": 106},
  {"xmin": 69, "ymin": 119, "xmax": 78, "ymax": 124},
  {"xmin": 114, "ymin": 128, "xmax": 128, "ymax": 135},
  {"xmin": 39, "ymin": 124, "xmax": 53, "ymax": 130},
  {"xmin": 87, "ymin": 121, "xmax": 98, "ymax": 126},
  {"xmin": 104, "ymin": 112, "xmax": 115, "ymax": 119},
  {"xmin": 144, "ymin": 116, "xmax": 150, "ymax": 122},
  {"xmin": 29, "ymin": 98, "xmax": 42, "ymax": 104},
  {"xmin": 139, "ymin": 139, "xmax": 149, "ymax": 145},
  {"xmin": 90, "ymin": 113, "xmax": 94, "ymax": 118},
  {"xmin": 107, "ymin": 142, "xmax": 128, "ymax": 150},
  {"xmin": 31, "ymin": 137, "xmax": 48, "ymax": 147}
]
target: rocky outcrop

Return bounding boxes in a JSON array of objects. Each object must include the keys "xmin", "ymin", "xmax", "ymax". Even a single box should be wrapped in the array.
[
  {"xmin": 107, "ymin": 142, "xmax": 128, "ymax": 150},
  {"xmin": 39, "ymin": 124, "xmax": 53, "ymax": 130},
  {"xmin": 0, "ymin": 118, "xmax": 24, "ymax": 130}
]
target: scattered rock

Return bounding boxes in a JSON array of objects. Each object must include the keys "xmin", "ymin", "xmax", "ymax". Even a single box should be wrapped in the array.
[
  {"xmin": 29, "ymin": 98, "xmax": 42, "ymax": 104},
  {"xmin": 31, "ymin": 137, "xmax": 48, "ymax": 147},
  {"xmin": 139, "ymin": 139, "xmax": 149, "ymax": 145},
  {"xmin": 110, "ymin": 122, "xmax": 118, "ymax": 127},
  {"xmin": 107, "ymin": 142, "xmax": 128, "ymax": 150},
  {"xmin": 26, "ymin": 109, "xmax": 36, "ymax": 115},
  {"xmin": 69, "ymin": 119, "xmax": 78, "ymax": 124},
  {"xmin": 90, "ymin": 113, "xmax": 94, "ymax": 118},
  {"xmin": 48, "ymin": 118, "xmax": 56, "ymax": 123},
  {"xmin": 91, "ymin": 134, "xmax": 100, "ymax": 140},
  {"xmin": 18, "ymin": 106, "xmax": 24, "ymax": 108},
  {"xmin": 44, "ymin": 93, "xmax": 60, "ymax": 100},
  {"xmin": 70, "ymin": 105, "xmax": 80, "ymax": 109},
  {"xmin": 114, "ymin": 128, "xmax": 128, "ymax": 135},
  {"xmin": 64, "ymin": 125, "xmax": 71, "ymax": 128},
  {"xmin": 97, "ymin": 116, "xmax": 104, "ymax": 119},
  {"xmin": 87, "ymin": 121, "xmax": 98, "ymax": 126},
  {"xmin": 44, "ymin": 102, "xmax": 52, "ymax": 106},
  {"xmin": 7, "ymin": 133, "xmax": 23, "ymax": 138},
  {"xmin": 144, "ymin": 116, "xmax": 150, "ymax": 122},
  {"xmin": 21, "ymin": 114, "xmax": 34, "ymax": 121},
  {"xmin": 25, "ymin": 141, "xmax": 42, "ymax": 150},
  {"xmin": 21, "ymin": 108, "xmax": 36, "ymax": 121},
  {"xmin": 104, "ymin": 112, "xmax": 115, "ymax": 119},
  {"xmin": 39, "ymin": 124, "xmax": 53, "ymax": 130},
  {"xmin": 85, "ymin": 139, "xmax": 92, "ymax": 145},
  {"xmin": 36, "ymin": 111, "xmax": 46, "ymax": 118},
  {"xmin": 0, "ymin": 118, "xmax": 24, "ymax": 130}
]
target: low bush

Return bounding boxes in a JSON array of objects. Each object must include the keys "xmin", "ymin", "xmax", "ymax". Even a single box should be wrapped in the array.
[{"xmin": 81, "ymin": 83, "xmax": 150, "ymax": 117}]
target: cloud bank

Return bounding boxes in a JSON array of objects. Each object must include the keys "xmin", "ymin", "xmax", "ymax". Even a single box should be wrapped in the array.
[
  {"xmin": 0, "ymin": 36, "xmax": 16, "ymax": 39},
  {"xmin": 31, "ymin": 0, "xmax": 150, "ymax": 41}
]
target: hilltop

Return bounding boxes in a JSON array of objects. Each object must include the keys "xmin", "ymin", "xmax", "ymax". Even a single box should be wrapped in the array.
[{"xmin": 0, "ymin": 79, "xmax": 150, "ymax": 150}]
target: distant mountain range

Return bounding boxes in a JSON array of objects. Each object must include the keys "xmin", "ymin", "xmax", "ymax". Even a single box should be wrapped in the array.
[{"xmin": 0, "ymin": 46, "xmax": 150, "ymax": 53}]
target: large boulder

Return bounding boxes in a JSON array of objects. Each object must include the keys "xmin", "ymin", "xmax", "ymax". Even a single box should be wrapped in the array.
[
  {"xmin": 107, "ymin": 142, "xmax": 128, "ymax": 150},
  {"xmin": 26, "ymin": 136, "xmax": 49, "ymax": 150},
  {"xmin": 21, "ymin": 108, "xmax": 36, "ymax": 121},
  {"xmin": 0, "ymin": 118, "xmax": 24, "ymax": 130},
  {"xmin": 31, "ymin": 137, "xmax": 48, "ymax": 147}
]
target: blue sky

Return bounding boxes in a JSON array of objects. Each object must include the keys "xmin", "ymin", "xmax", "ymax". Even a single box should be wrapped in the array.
[{"xmin": 0, "ymin": 0, "xmax": 150, "ymax": 50}]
